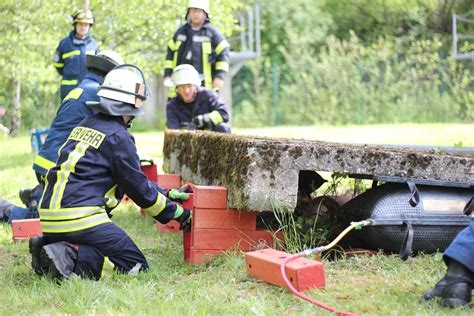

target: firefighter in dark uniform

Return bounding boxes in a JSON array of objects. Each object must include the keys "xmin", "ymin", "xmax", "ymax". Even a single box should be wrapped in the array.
[
  {"xmin": 53, "ymin": 9, "xmax": 99, "ymax": 100},
  {"xmin": 422, "ymin": 215, "xmax": 474, "ymax": 307},
  {"xmin": 29, "ymin": 64, "xmax": 191, "ymax": 280},
  {"xmin": 33, "ymin": 50, "xmax": 124, "ymax": 182},
  {"xmin": 11, "ymin": 51, "xmax": 124, "ymax": 224},
  {"xmin": 163, "ymin": 0, "xmax": 230, "ymax": 96},
  {"xmin": 166, "ymin": 64, "xmax": 231, "ymax": 133}
]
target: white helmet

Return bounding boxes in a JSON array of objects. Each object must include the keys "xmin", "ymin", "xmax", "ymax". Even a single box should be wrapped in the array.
[
  {"xmin": 86, "ymin": 50, "xmax": 124, "ymax": 74},
  {"xmin": 89, "ymin": 64, "xmax": 149, "ymax": 116},
  {"xmin": 188, "ymin": 0, "xmax": 209, "ymax": 15},
  {"xmin": 171, "ymin": 64, "xmax": 201, "ymax": 87}
]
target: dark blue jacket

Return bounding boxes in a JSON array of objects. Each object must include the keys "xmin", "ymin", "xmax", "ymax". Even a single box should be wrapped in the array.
[
  {"xmin": 33, "ymin": 72, "xmax": 103, "ymax": 176},
  {"xmin": 164, "ymin": 22, "xmax": 230, "ymax": 89},
  {"xmin": 53, "ymin": 31, "xmax": 98, "ymax": 99},
  {"xmin": 166, "ymin": 87, "xmax": 230, "ymax": 129},
  {"xmin": 39, "ymin": 113, "xmax": 179, "ymax": 234}
]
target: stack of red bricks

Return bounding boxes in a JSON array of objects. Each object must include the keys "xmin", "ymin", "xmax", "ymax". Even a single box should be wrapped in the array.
[{"xmin": 182, "ymin": 185, "xmax": 283, "ymax": 265}]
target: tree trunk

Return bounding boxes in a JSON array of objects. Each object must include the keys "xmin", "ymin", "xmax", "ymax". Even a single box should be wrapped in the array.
[{"xmin": 10, "ymin": 79, "xmax": 21, "ymax": 136}]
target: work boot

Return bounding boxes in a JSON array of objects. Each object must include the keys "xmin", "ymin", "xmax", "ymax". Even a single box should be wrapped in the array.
[
  {"xmin": 19, "ymin": 188, "xmax": 33, "ymax": 207},
  {"xmin": 29, "ymin": 236, "xmax": 46, "ymax": 275},
  {"xmin": 423, "ymin": 259, "xmax": 473, "ymax": 308},
  {"xmin": 40, "ymin": 242, "xmax": 78, "ymax": 279}
]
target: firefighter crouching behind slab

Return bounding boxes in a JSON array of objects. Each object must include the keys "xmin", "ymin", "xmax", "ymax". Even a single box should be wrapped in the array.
[
  {"xmin": 29, "ymin": 64, "xmax": 191, "ymax": 280},
  {"xmin": 166, "ymin": 64, "xmax": 231, "ymax": 133}
]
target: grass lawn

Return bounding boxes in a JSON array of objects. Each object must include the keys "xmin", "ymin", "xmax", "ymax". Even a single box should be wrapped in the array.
[{"xmin": 0, "ymin": 124, "xmax": 472, "ymax": 315}]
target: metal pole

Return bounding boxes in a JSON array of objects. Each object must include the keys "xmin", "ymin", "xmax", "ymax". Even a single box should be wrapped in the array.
[
  {"xmin": 255, "ymin": 2, "xmax": 261, "ymax": 57},
  {"xmin": 248, "ymin": 8, "xmax": 254, "ymax": 52},
  {"xmin": 273, "ymin": 63, "xmax": 280, "ymax": 125},
  {"xmin": 452, "ymin": 13, "xmax": 457, "ymax": 59}
]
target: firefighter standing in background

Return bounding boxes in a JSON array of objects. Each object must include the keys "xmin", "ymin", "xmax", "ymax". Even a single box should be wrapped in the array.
[
  {"xmin": 29, "ymin": 65, "xmax": 191, "ymax": 280},
  {"xmin": 53, "ymin": 9, "xmax": 99, "ymax": 100},
  {"xmin": 163, "ymin": 0, "xmax": 230, "ymax": 96},
  {"xmin": 166, "ymin": 64, "xmax": 231, "ymax": 133}
]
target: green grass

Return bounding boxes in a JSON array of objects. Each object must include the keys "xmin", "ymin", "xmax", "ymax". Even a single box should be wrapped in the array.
[{"xmin": 0, "ymin": 124, "xmax": 473, "ymax": 315}]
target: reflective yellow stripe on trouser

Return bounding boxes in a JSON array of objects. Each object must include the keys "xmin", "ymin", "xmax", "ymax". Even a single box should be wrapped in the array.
[
  {"xmin": 143, "ymin": 193, "xmax": 167, "ymax": 217},
  {"xmin": 50, "ymin": 142, "xmax": 89, "ymax": 209},
  {"xmin": 202, "ymin": 42, "xmax": 212, "ymax": 88},
  {"xmin": 101, "ymin": 256, "xmax": 115, "ymax": 280}
]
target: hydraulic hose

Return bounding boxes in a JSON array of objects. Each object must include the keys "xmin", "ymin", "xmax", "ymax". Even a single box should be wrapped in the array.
[{"xmin": 280, "ymin": 219, "xmax": 374, "ymax": 316}]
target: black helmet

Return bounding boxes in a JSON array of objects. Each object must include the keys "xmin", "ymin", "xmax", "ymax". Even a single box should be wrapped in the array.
[{"xmin": 86, "ymin": 50, "xmax": 124, "ymax": 74}]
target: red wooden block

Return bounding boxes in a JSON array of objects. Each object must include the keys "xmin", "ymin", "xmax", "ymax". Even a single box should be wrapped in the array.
[
  {"xmin": 182, "ymin": 193, "xmax": 194, "ymax": 210},
  {"xmin": 193, "ymin": 185, "xmax": 227, "ymax": 209},
  {"xmin": 193, "ymin": 208, "xmax": 256, "ymax": 230},
  {"xmin": 157, "ymin": 174, "xmax": 181, "ymax": 190},
  {"xmin": 245, "ymin": 248, "xmax": 325, "ymax": 291},
  {"xmin": 156, "ymin": 220, "xmax": 180, "ymax": 233},
  {"xmin": 191, "ymin": 229, "xmax": 280, "ymax": 251},
  {"xmin": 12, "ymin": 219, "xmax": 42, "ymax": 242},
  {"xmin": 140, "ymin": 163, "xmax": 158, "ymax": 183},
  {"xmin": 187, "ymin": 247, "xmax": 224, "ymax": 265}
]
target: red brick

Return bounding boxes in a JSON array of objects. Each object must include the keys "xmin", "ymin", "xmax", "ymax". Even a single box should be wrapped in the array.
[
  {"xmin": 157, "ymin": 174, "xmax": 181, "ymax": 190},
  {"xmin": 187, "ymin": 247, "xmax": 224, "ymax": 265},
  {"xmin": 191, "ymin": 229, "xmax": 280, "ymax": 251},
  {"xmin": 245, "ymin": 248, "xmax": 325, "ymax": 291},
  {"xmin": 140, "ymin": 163, "xmax": 158, "ymax": 183},
  {"xmin": 12, "ymin": 219, "xmax": 42, "ymax": 242},
  {"xmin": 193, "ymin": 185, "xmax": 227, "ymax": 209},
  {"xmin": 193, "ymin": 208, "xmax": 256, "ymax": 230},
  {"xmin": 155, "ymin": 220, "xmax": 180, "ymax": 233}
]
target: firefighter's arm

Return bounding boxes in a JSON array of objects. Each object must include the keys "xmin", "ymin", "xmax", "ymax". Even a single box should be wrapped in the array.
[
  {"xmin": 53, "ymin": 43, "xmax": 64, "ymax": 75},
  {"xmin": 193, "ymin": 89, "xmax": 229, "ymax": 129},
  {"xmin": 110, "ymin": 133, "xmax": 190, "ymax": 224},
  {"xmin": 212, "ymin": 29, "xmax": 230, "ymax": 80},
  {"xmin": 165, "ymin": 100, "xmax": 183, "ymax": 129},
  {"xmin": 164, "ymin": 32, "xmax": 179, "ymax": 78}
]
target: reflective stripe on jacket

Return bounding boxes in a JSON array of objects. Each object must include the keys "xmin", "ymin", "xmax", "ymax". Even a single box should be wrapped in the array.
[{"xmin": 164, "ymin": 22, "xmax": 230, "ymax": 88}]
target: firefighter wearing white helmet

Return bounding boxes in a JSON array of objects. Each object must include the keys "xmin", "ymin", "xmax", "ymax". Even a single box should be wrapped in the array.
[
  {"xmin": 29, "ymin": 63, "xmax": 191, "ymax": 281},
  {"xmin": 53, "ymin": 9, "xmax": 99, "ymax": 100},
  {"xmin": 166, "ymin": 64, "xmax": 231, "ymax": 133},
  {"xmin": 32, "ymin": 50, "xmax": 124, "ymax": 179},
  {"xmin": 163, "ymin": 0, "xmax": 230, "ymax": 95}
]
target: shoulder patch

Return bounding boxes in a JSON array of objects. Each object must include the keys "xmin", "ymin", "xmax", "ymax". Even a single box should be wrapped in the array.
[
  {"xmin": 68, "ymin": 126, "xmax": 106, "ymax": 149},
  {"xmin": 63, "ymin": 88, "xmax": 84, "ymax": 101}
]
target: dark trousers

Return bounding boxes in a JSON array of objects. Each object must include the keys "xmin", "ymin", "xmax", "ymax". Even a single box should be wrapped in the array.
[
  {"xmin": 44, "ymin": 222, "xmax": 148, "ymax": 280},
  {"xmin": 444, "ymin": 218, "xmax": 474, "ymax": 272}
]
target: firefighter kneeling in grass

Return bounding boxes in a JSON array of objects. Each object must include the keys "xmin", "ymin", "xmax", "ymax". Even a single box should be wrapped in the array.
[{"xmin": 29, "ymin": 64, "xmax": 191, "ymax": 280}]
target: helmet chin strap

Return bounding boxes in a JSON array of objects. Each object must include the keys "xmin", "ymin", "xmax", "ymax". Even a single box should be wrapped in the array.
[{"xmin": 125, "ymin": 116, "xmax": 135, "ymax": 129}]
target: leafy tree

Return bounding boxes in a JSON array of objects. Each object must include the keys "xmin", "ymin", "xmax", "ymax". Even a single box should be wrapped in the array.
[{"xmin": 0, "ymin": 0, "xmax": 241, "ymax": 133}]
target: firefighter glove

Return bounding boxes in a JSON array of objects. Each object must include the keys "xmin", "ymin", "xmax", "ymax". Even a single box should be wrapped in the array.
[
  {"xmin": 173, "ymin": 205, "xmax": 192, "ymax": 229},
  {"xmin": 167, "ymin": 189, "xmax": 189, "ymax": 202},
  {"xmin": 193, "ymin": 113, "xmax": 213, "ymax": 129}
]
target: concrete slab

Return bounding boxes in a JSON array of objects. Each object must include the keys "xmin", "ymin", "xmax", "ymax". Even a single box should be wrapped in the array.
[{"xmin": 163, "ymin": 130, "xmax": 474, "ymax": 212}]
